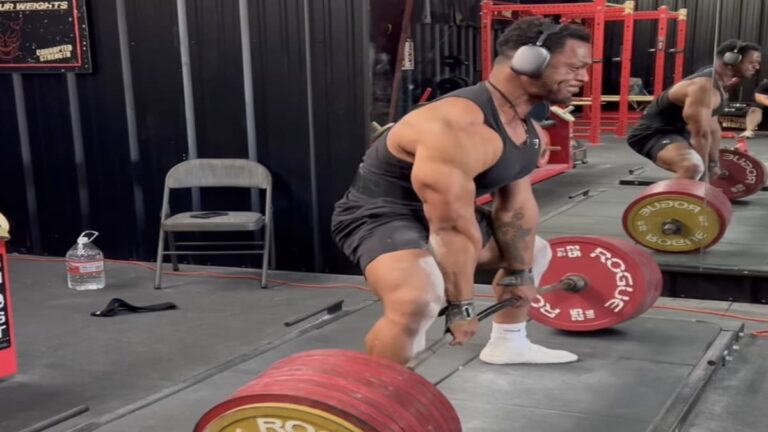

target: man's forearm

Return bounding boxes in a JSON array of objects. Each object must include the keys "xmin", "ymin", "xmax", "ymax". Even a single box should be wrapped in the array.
[
  {"xmin": 690, "ymin": 133, "xmax": 711, "ymax": 163},
  {"xmin": 708, "ymin": 128, "xmax": 722, "ymax": 166},
  {"xmin": 492, "ymin": 202, "xmax": 538, "ymax": 272},
  {"xmin": 430, "ymin": 226, "xmax": 482, "ymax": 302}
]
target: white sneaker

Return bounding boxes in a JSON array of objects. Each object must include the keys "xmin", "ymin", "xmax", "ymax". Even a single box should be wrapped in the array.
[
  {"xmin": 479, "ymin": 340, "xmax": 579, "ymax": 365},
  {"xmin": 739, "ymin": 130, "xmax": 755, "ymax": 138}
]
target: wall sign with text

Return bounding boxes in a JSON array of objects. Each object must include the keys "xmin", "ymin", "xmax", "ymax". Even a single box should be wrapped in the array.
[{"xmin": 0, "ymin": 0, "xmax": 92, "ymax": 73}]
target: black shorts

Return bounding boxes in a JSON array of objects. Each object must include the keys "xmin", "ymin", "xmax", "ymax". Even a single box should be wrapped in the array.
[
  {"xmin": 627, "ymin": 132, "xmax": 691, "ymax": 163},
  {"xmin": 331, "ymin": 189, "xmax": 495, "ymax": 272}
]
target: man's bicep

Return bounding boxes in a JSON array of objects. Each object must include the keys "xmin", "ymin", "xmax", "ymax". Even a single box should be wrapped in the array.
[
  {"xmin": 410, "ymin": 133, "xmax": 482, "ymax": 225},
  {"xmin": 411, "ymin": 153, "xmax": 475, "ymax": 206},
  {"xmin": 682, "ymin": 88, "xmax": 713, "ymax": 135}
]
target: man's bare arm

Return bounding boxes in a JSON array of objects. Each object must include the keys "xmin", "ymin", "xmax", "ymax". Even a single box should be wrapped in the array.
[
  {"xmin": 755, "ymin": 93, "xmax": 768, "ymax": 106},
  {"xmin": 410, "ymin": 114, "xmax": 495, "ymax": 302},
  {"xmin": 682, "ymin": 83, "xmax": 715, "ymax": 161},
  {"xmin": 491, "ymin": 176, "xmax": 539, "ymax": 272},
  {"xmin": 709, "ymin": 116, "xmax": 722, "ymax": 169}
]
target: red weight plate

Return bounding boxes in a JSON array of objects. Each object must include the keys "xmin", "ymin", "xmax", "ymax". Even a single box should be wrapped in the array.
[
  {"xmin": 574, "ymin": 236, "xmax": 662, "ymax": 314},
  {"xmin": 267, "ymin": 350, "xmax": 459, "ymax": 432},
  {"xmin": 710, "ymin": 148, "xmax": 767, "ymax": 200},
  {"xmin": 601, "ymin": 236, "xmax": 663, "ymax": 313},
  {"xmin": 248, "ymin": 359, "xmax": 438, "ymax": 431},
  {"xmin": 196, "ymin": 350, "xmax": 461, "ymax": 432},
  {"xmin": 531, "ymin": 236, "xmax": 663, "ymax": 331}
]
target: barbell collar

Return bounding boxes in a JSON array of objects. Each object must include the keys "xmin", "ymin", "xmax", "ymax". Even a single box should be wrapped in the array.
[{"xmin": 661, "ymin": 219, "xmax": 683, "ymax": 236}]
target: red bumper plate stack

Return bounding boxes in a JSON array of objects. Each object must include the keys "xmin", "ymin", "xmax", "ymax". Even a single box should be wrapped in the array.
[
  {"xmin": 530, "ymin": 236, "xmax": 663, "ymax": 331},
  {"xmin": 195, "ymin": 349, "xmax": 462, "ymax": 432}
]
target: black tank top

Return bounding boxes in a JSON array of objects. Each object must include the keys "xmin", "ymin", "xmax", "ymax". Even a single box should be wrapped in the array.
[
  {"xmin": 628, "ymin": 67, "xmax": 727, "ymax": 141},
  {"xmin": 359, "ymin": 82, "xmax": 542, "ymax": 197}
]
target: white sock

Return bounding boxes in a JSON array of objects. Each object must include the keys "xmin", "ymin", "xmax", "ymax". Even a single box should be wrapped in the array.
[{"xmin": 489, "ymin": 322, "xmax": 530, "ymax": 350}]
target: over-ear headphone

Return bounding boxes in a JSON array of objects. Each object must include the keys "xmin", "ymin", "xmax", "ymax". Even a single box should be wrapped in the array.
[
  {"xmin": 510, "ymin": 22, "xmax": 563, "ymax": 77},
  {"xmin": 722, "ymin": 41, "xmax": 745, "ymax": 66}
]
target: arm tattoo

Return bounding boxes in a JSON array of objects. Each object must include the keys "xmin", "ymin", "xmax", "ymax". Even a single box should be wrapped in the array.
[{"xmin": 493, "ymin": 209, "xmax": 532, "ymax": 267}]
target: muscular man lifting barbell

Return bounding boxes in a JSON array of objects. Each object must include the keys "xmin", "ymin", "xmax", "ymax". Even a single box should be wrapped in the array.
[
  {"xmin": 331, "ymin": 17, "xmax": 592, "ymax": 366},
  {"xmin": 626, "ymin": 39, "xmax": 761, "ymax": 180}
]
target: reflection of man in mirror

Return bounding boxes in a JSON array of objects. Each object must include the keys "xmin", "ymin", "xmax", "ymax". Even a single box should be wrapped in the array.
[
  {"xmin": 739, "ymin": 79, "xmax": 768, "ymax": 138},
  {"xmin": 0, "ymin": 14, "xmax": 22, "ymax": 62},
  {"xmin": 627, "ymin": 39, "xmax": 761, "ymax": 180},
  {"xmin": 333, "ymin": 17, "xmax": 592, "ymax": 367}
]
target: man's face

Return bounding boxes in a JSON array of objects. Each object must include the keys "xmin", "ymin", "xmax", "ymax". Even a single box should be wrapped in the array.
[
  {"xmin": 737, "ymin": 50, "xmax": 761, "ymax": 79},
  {"xmin": 530, "ymin": 39, "xmax": 592, "ymax": 105}
]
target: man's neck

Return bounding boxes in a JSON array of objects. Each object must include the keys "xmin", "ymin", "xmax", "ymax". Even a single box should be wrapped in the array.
[
  {"xmin": 487, "ymin": 66, "xmax": 536, "ymax": 119},
  {"xmin": 713, "ymin": 62, "xmax": 735, "ymax": 87}
]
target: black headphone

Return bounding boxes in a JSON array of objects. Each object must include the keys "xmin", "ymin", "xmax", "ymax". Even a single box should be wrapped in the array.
[
  {"xmin": 510, "ymin": 22, "xmax": 563, "ymax": 77},
  {"xmin": 722, "ymin": 41, "xmax": 745, "ymax": 66}
]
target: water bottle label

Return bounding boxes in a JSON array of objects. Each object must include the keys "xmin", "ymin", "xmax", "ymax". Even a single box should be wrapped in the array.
[{"xmin": 67, "ymin": 261, "xmax": 104, "ymax": 275}]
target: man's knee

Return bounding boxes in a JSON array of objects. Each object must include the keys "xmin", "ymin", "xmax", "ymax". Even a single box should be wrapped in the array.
[
  {"xmin": 394, "ymin": 290, "xmax": 443, "ymax": 323},
  {"xmin": 677, "ymin": 159, "xmax": 705, "ymax": 179},
  {"xmin": 383, "ymin": 263, "xmax": 445, "ymax": 335},
  {"xmin": 532, "ymin": 235, "xmax": 552, "ymax": 286}
]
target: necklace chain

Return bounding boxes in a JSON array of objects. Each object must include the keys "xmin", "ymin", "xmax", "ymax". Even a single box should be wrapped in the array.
[
  {"xmin": 487, "ymin": 80, "xmax": 525, "ymax": 122},
  {"xmin": 486, "ymin": 80, "xmax": 535, "ymax": 147}
]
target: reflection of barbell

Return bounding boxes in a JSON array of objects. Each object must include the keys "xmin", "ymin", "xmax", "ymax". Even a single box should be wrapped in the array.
[
  {"xmin": 195, "ymin": 235, "xmax": 663, "ymax": 432},
  {"xmin": 623, "ymin": 178, "xmax": 732, "ymax": 253},
  {"xmin": 623, "ymin": 148, "xmax": 768, "ymax": 253}
]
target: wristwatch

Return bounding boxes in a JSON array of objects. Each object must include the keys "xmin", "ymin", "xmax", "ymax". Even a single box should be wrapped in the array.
[{"xmin": 498, "ymin": 268, "xmax": 535, "ymax": 287}]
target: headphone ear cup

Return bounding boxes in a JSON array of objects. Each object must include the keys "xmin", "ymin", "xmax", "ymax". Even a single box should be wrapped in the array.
[
  {"xmin": 723, "ymin": 51, "xmax": 742, "ymax": 66},
  {"xmin": 511, "ymin": 45, "xmax": 551, "ymax": 77}
]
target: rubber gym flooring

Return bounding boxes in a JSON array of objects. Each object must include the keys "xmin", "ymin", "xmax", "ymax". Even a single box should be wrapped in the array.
[{"xmin": 1, "ymin": 136, "xmax": 768, "ymax": 432}]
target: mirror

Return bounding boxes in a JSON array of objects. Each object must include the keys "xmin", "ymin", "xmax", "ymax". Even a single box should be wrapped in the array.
[{"xmin": 364, "ymin": 1, "xmax": 765, "ymax": 288}]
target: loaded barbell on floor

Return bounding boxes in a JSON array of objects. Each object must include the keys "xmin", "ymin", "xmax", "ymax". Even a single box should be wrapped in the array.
[
  {"xmin": 623, "ymin": 178, "xmax": 733, "ymax": 253},
  {"xmin": 194, "ymin": 235, "xmax": 663, "ymax": 432},
  {"xmin": 622, "ymin": 144, "xmax": 768, "ymax": 253},
  {"xmin": 622, "ymin": 141, "xmax": 768, "ymax": 253}
]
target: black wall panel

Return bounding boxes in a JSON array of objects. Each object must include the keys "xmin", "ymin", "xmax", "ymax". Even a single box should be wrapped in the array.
[
  {"xmin": 0, "ymin": 0, "xmax": 370, "ymax": 275},
  {"xmin": 3, "ymin": 0, "xmax": 764, "ymax": 275},
  {"xmin": 0, "ymin": 77, "xmax": 27, "ymax": 249}
]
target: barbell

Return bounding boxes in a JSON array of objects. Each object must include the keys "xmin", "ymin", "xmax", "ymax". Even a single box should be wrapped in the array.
[
  {"xmin": 622, "ymin": 146, "xmax": 768, "ymax": 253},
  {"xmin": 194, "ymin": 235, "xmax": 663, "ymax": 432}
]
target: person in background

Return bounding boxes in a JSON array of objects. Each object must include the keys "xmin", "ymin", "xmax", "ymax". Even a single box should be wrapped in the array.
[{"xmin": 739, "ymin": 78, "xmax": 768, "ymax": 138}]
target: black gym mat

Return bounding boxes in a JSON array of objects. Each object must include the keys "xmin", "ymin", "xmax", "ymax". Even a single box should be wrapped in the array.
[
  {"xmin": 70, "ymin": 298, "xmax": 725, "ymax": 432},
  {"xmin": 0, "ymin": 258, "xmax": 374, "ymax": 432}
]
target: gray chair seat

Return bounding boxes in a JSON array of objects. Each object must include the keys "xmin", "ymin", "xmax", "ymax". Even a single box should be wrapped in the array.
[{"xmin": 162, "ymin": 212, "xmax": 265, "ymax": 232}]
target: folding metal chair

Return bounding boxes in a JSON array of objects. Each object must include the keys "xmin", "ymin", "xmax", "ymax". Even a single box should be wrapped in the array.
[{"xmin": 154, "ymin": 159, "xmax": 274, "ymax": 289}]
